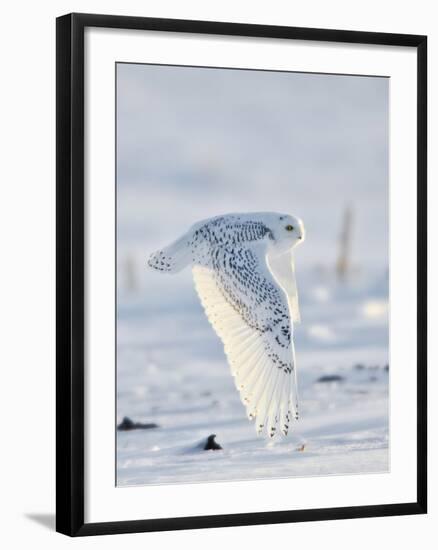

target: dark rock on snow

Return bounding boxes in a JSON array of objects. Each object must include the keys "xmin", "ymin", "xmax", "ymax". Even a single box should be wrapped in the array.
[
  {"xmin": 203, "ymin": 434, "xmax": 223, "ymax": 451},
  {"xmin": 117, "ymin": 416, "xmax": 159, "ymax": 431},
  {"xmin": 316, "ymin": 374, "xmax": 345, "ymax": 383}
]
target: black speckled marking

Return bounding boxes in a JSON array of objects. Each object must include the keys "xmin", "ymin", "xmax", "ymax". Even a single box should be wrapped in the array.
[{"xmin": 188, "ymin": 216, "xmax": 294, "ymax": 375}]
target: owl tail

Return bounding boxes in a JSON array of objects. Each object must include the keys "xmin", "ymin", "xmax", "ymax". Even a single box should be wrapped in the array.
[{"xmin": 147, "ymin": 234, "xmax": 192, "ymax": 274}]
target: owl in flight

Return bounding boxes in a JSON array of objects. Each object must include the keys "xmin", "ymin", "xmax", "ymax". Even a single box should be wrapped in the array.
[{"xmin": 148, "ymin": 212, "xmax": 305, "ymax": 438}]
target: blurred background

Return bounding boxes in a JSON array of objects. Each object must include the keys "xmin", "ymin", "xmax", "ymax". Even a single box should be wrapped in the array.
[{"xmin": 116, "ymin": 63, "xmax": 389, "ymax": 486}]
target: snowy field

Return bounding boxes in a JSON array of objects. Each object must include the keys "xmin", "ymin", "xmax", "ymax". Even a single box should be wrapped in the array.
[
  {"xmin": 116, "ymin": 64, "xmax": 389, "ymax": 486},
  {"xmin": 116, "ymin": 267, "xmax": 389, "ymax": 486}
]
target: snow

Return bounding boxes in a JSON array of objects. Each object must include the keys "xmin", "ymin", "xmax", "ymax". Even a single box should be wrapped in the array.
[{"xmin": 116, "ymin": 269, "xmax": 389, "ymax": 486}]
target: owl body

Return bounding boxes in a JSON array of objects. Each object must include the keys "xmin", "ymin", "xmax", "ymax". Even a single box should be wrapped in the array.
[{"xmin": 148, "ymin": 212, "xmax": 305, "ymax": 437}]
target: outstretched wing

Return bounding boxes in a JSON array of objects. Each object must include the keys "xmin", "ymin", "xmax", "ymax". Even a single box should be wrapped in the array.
[{"xmin": 192, "ymin": 243, "xmax": 299, "ymax": 437}]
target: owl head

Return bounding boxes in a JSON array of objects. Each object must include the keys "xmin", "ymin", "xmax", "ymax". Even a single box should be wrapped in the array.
[{"xmin": 267, "ymin": 213, "xmax": 305, "ymax": 255}]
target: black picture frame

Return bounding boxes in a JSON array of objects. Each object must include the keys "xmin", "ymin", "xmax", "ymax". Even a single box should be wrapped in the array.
[{"xmin": 56, "ymin": 12, "xmax": 427, "ymax": 537}]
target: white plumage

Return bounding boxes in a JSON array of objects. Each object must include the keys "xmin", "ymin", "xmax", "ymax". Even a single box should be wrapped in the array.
[{"xmin": 148, "ymin": 212, "xmax": 305, "ymax": 437}]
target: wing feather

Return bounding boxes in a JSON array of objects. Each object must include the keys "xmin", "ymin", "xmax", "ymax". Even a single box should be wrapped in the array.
[
  {"xmin": 192, "ymin": 243, "xmax": 299, "ymax": 437},
  {"xmin": 267, "ymin": 250, "xmax": 301, "ymax": 324}
]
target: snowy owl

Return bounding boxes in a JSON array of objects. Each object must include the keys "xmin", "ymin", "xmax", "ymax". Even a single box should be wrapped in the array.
[{"xmin": 147, "ymin": 212, "xmax": 305, "ymax": 437}]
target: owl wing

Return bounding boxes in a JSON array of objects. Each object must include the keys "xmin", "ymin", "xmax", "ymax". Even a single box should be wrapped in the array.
[
  {"xmin": 192, "ymin": 243, "xmax": 299, "ymax": 437},
  {"xmin": 267, "ymin": 249, "xmax": 301, "ymax": 324}
]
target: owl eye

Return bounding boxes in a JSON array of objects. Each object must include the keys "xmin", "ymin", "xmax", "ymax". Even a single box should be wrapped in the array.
[{"xmin": 285, "ymin": 225, "xmax": 294, "ymax": 232}]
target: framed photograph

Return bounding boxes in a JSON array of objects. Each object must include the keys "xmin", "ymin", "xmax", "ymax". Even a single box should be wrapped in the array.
[{"xmin": 56, "ymin": 13, "xmax": 427, "ymax": 536}]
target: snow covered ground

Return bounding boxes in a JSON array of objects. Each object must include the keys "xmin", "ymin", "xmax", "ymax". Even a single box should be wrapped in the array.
[{"xmin": 116, "ymin": 268, "xmax": 389, "ymax": 486}]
